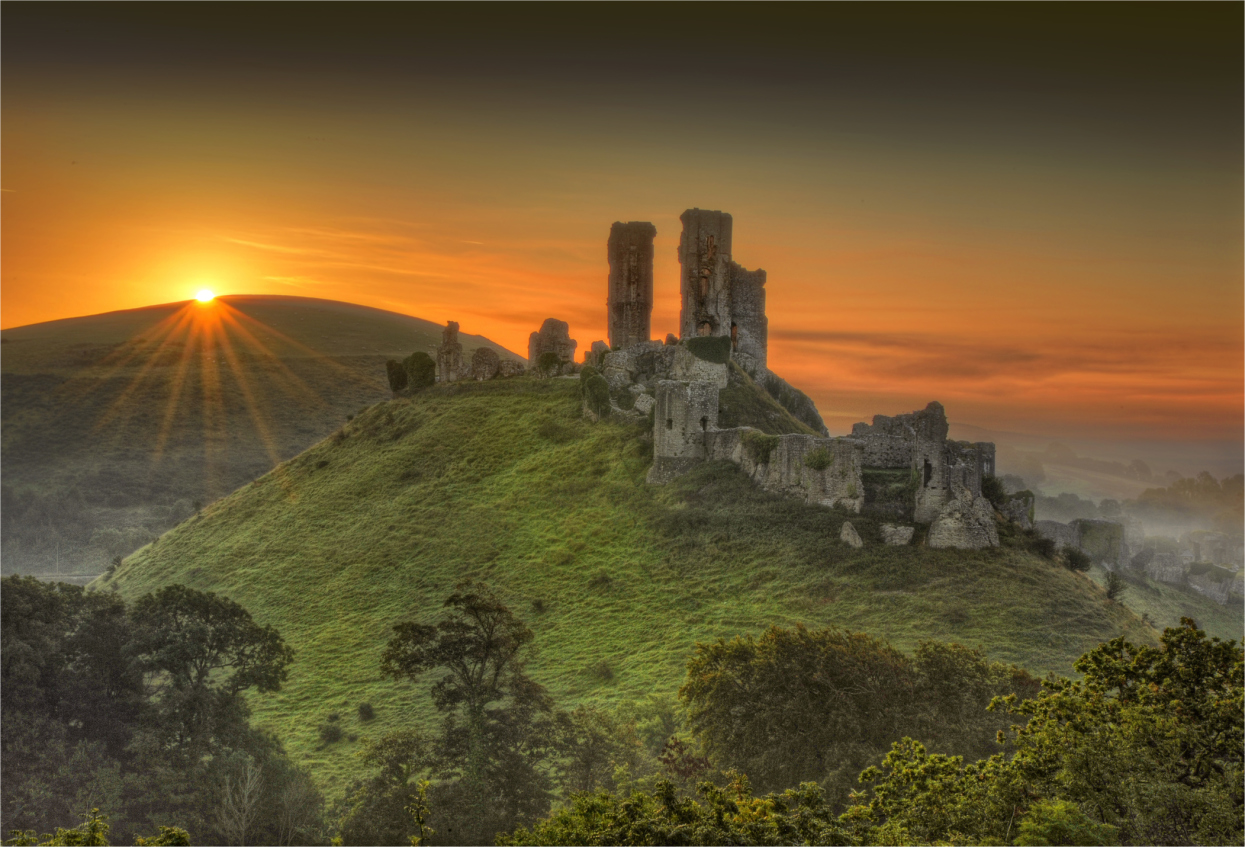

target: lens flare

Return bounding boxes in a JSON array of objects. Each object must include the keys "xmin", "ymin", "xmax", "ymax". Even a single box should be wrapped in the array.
[{"xmin": 196, "ymin": 289, "xmax": 215, "ymax": 303}]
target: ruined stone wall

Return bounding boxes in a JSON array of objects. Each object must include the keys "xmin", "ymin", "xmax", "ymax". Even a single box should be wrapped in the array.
[
  {"xmin": 851, "ymin": 413, "xmax": 921, "ymax": 469},
  {"xmin": 911, "ymin": 402, "xmax": 952, "ymax": 523},
  {"xmin": 707, "ymin": 429, "xmax": 864, "ymax": 511},
  {"xmin": 728, "ymin": 263, "xmax": 767, "ymax": 373},
  {"xmin": 607, "ymin": 221, "xmax": 656, "ymax": 349},
  {"xmin": 436, "ymin": 321, "xmax": 464, "ymax": 383},
  {"xmin": 528, "ymin": 318, "xmax": 578, "ymax": 367},
  {"xmin": 946, "ymin": 441, "xmax": 993, "ymax": 499},
  {"xmin": 647, "ymin": 379, "xmax": 720, "ymax": 484},
  {"xmin": 678, "ymin": 209, "xmax": 733, "ymax": 340}
]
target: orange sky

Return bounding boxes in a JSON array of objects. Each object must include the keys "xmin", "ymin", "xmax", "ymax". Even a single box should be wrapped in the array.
[{"xmin": 3, "ymin": 5, "xmax": 1242, "ymax": 444}]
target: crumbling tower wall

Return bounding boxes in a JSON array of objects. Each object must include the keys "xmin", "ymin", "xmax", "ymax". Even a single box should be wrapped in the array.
[
  {"xmin": 607, "ymin": 221, "xmax": 657, "ymax": 349},
  {"xmin": 678, "ymin": 209, "xmax": 734, "ymax": 340},
  {"xmin": 436, "ymin": 321, "xmax": 464, "ymax": 383},
  {"xmin": 728, "ymin": 263, "xmax": 767, "ymax": 372},
  {"xmin": 677, "ymin": 209, "xmax": 769, "ymax": 373}
]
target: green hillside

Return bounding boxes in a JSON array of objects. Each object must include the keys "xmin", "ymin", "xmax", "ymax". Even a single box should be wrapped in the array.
[
  {"xmin": 100, "ymin": 376, "xmax": 1157, "ymax": 796},
  {"xmin": 1, "ymin": 295, "xmax": 519, "ymax": 578}
]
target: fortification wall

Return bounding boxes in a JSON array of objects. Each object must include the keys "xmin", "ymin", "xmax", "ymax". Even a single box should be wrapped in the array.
[{"xmin": 707, "ymin": 429, "xmax": 864, "ymax": 511}]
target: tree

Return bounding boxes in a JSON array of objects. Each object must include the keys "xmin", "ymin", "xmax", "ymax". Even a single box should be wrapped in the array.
[
  {"xmin": 842, "ymin": 619, "xmax": 1243, "ymax": 846},
  {"xmin": 678, "ymin": 625, "xmax": 1033, "ymax": 799},
  {"xmin": 1063, "ymin": 547, "xmax": 1092, "ymax": 572},
  {"xmin": 386, "ymin": 360, "xmax": 408, "ymax": 394},
  {"xmin": 337, "ymin": 731, "xmax": 429, "ymax": 846},
  {"xmin": 499, "ymin": 776, "xmax": 849, "ymax": 846},
  {"xmin": 379, "ymin": 582, "xmax": 556, "ymax": 844},
  {"xmin": 129, "ymin": 585, "xmax": 294, "ymax": 760},
  {"xmin": 215, "ymin": 757, "xmax": 263, "ymax": 846},
  {"xmin": 402, "ymin": 353, "xmax": 436, "ymax": 391},
  {"xmin": 1103, "ymin": 570, "xmax": 1127, "ymax": 602}
]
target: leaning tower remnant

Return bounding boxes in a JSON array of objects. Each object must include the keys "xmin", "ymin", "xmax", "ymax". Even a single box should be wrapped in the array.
[
  {"xmin": 677, "ymin": 209, "xmax": 768, "ymax": 372},
  {"xmin": 436, "ymin": 321, "xmax": 464, "ymax": 383},
  {"xmin": 607, "ymin": 221, "xmax": 657, "ymax": 349}
]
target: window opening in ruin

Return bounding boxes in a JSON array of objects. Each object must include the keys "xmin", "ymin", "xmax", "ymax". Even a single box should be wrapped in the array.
[
  {"xmin": 731, "ymin": 323, "xmax": 738, "ymax": 348},
  {"xmin": 700, "ymin": 416, "xmax": 709, "ymax": 432},
  {"xmin": 698, "ymin": 322, "xmax": 711, "ymax": 337},
  {"xmin": 666, "ymin": 418, "xmax": 674, "ymax": 430},
  {"xmin": 705, "ymin": 235, "xmax": 716, "ymax": 262},
  {"xmin": 923, "ymin": 459, "xmax": 932, "ymax": 487},
  {"xmin": 699, "ymin": 277, "xmax": 708, "ymax": 299}
]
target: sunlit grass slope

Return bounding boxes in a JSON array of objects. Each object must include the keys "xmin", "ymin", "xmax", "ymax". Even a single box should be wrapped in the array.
[
  {"xmin": 101, "ymin": 378, "xmax": 1155, "ymax": 795},
  {"xmin": 1, "ymin": 295, "xmax": 518, "ymax": 575}
]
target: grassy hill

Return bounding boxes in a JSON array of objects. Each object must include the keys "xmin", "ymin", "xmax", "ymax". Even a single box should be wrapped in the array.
[
  {"xmin": 99, "ymin": 376, "xmax": 1161, "ymax": 796},
  {"xmin": 1, "ymin": 295, "xmax": 520, "ymax": 578}
]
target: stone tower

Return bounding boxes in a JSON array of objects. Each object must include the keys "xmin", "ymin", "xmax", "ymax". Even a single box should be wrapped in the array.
[
  {"xmin": 436, "ymin": 321, "xmax": 464, "ymax": 383},
  {"xmin": 677, "ymin": 208, "xmax": 768, "ymax": 372},
  {"xmin": 607, "ymin": 221, "xmax": 657, "ymax": 349},
  {"xmin": 678, "ymin": 209, "xmax": 733, "ymax": 340}
]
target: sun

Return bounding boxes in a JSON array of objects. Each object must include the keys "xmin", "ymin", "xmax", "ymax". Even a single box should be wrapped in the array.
[{"xmin": 196, "ymin": 289, "xmax": 215, "ymax": 303}]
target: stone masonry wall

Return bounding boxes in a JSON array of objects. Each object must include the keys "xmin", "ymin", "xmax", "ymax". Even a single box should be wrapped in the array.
[
  {"xmin": 728, "ymin": 262, "xmax": 768, "ymax": 373},
  {"xmin": 647, "ymin": 379, "xmax": 720, "ymax": 484},
  {"xmin": 678, "ymin": 209, "xmax": 734, "ymax": 340},
  {"xmin": 707, "ymin": 429, "xmax": 864, "ymax": 511},
  {"xmin": 607, "ymin": 221, "xmax": 656, "ymax": 349}
]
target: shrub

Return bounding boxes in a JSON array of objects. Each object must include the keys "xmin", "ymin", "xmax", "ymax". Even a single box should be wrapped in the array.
[
  {"xmin": 319, "ymin": 722, "xmax": 344, "ymax": 745},
  {"xmin": 385, "ymin": 359, "xmax": 408, "ymax": 393},
  {"xmin": 980, "ymin": 474, "xmax": 1007, "ymax": 508},
  {"xmin": 589, "ymin": 660, "xmax": 614, "ymax": 681},
  {"xmin": 358, "ymin": 702, "xmax": 375, "ymax": 721},
  {"xmin": 531, "ymin": 598, "xmax": 546, "ymax": 615},
  {"xmin": 537, "ymin": 351, "xmax": 562, "ymax": 375},
  {"xmin": 684, "ymin": 335, "xmax": 731, "ymax": 364},
  {"xmin": 1104, "ymin": 570, "xmax": 1128, "ymax": 602},
  {"xmin": 1030, "ymin": 533, "xmax": 1057, "ymax": 559},
  {"xmin": 582, "ymin": 373, "xmax": 612, "ymax": 419},
  {"xmin": 579, "ymin": 365, "xmax": 598, "ymax": 381},
  {"xmin": 804, "ymin": 447, "xmax": 833, "ymax": 471},
  {"xmin": 403, "ymin": 352, "xmax": 436, "ymax": 390},
  {"xmin": 1062, "ymin": 547, "xmax": 1092, "ymax": 572},
  {"xmin": 742, "ymin": 430, "xmax": 780, "ymax": 464},
  {"xmin": 1014, "ymin": 799, "xmax": 1118, "ymax": 846}
]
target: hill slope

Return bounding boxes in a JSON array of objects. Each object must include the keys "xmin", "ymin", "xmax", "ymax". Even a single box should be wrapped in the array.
[
  {"xmin": 1, "ymin": 295, "xmax": 519, "ymax": 578},
  {"xmin": 100, "ymin": 377, "xmax": 1157, "ymax": 795}
]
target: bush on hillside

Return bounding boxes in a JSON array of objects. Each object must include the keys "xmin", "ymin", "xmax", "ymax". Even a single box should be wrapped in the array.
[
  {"xmin": 385, "ymin": 360, "xmax": 408, "ymax": 393},
  {"xmin": 358, "ymin": 702, "xmax": 375, "ymax": 722},
  {"xmin": 1062, "ymin": 547, "xmax": 1092, "ymax": 572},
  {"xmin": 980, "ymin": 474, "xmax": 1007, "ymax": 508},
  {"xmin": 581, "ymin": 374, "xmax": 611, "ymax": 420},
  {"xmin": 402, "ymin": 352, "xmax": 436, "ymax": 391},
  {"xmin": 537, "ymin": 351, "xmax": 562, "ymax": 376},
  {"xmin": 742, "ymin": 431, "xmax": 780, "ymax": 465},
  {"xmin": 684, "ymin": 335, "xmax": 731, "ymax": 364}
]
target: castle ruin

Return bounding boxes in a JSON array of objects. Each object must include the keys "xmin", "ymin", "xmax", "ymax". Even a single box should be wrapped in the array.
[
  {"xmin": 678, "ymin": 209, "xmax": 768, "ymax": 374},
  {"xmin": 607, "ymin": 221, "xmax": 656, "ymax": 349}
]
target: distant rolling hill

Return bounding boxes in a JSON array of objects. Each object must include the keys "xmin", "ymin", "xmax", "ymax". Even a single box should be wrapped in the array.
[
  {"xmin": 1, "ymin": 295, "xmax": 521, "ymax": 578},
  {"xmin": 99, "ymin": 375, "xmax": 1161, "ymax": 796}
]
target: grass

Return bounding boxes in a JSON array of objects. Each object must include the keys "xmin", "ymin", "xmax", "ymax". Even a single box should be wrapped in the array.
[
  {"xmin": 1, "ymin": 295, "xmax": 521, "ymax": 576},
  {"xmin": 1085, "ymin": 565, "xmax": 1242, "ymax": 641},
  {"xmin": 101, "ymin": 378, "xmax": 1158, "ymax": 799}
]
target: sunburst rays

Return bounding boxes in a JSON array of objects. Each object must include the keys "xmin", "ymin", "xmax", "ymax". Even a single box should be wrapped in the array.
[{"xmin": 76, "ymin": 297, "xmax": 351, "ymax": 499}]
